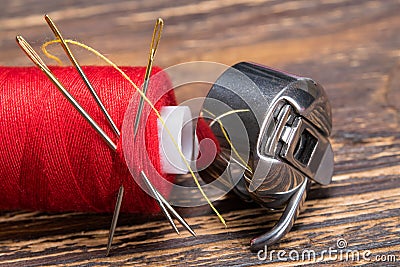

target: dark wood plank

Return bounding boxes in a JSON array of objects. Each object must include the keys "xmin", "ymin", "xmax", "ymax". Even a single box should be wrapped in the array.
[{"xmin": 0, "ymin": 0, "xmax": 399, "ymax": 266}]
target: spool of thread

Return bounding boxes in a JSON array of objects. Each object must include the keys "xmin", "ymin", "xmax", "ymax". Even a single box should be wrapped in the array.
[{"xmin": 0, "ymin": 66, "xmax": 215, "ymax": 214}]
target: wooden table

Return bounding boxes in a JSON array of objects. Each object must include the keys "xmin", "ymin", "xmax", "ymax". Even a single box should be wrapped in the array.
[{"xmin": 0, "ymin": 0, "xmax": 399, "ymax": 266}]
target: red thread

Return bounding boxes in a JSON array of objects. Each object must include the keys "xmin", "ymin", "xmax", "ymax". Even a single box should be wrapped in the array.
[{"xmin": 0, "ymin": 66, "xmax": 216, "ymax": 214}]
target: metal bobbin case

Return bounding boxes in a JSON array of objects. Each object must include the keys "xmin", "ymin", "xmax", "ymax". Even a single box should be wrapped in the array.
[{"xmin": 202, "ymin": 62, "xmax": 334, "ymax": 251}]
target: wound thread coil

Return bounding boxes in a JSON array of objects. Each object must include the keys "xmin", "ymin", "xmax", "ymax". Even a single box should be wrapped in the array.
[{"xmin": 0, "ymin": 66, "xmax": 177, "ymax": 213}]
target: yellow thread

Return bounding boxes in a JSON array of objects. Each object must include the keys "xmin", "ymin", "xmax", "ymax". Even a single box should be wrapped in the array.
[
  {"xmin": 209, "ymin": 109, "xmax": 250, "ymax": 128},
  {"xmin": 41, "ymin": 42, "xmax": 64, "ymax": 66},
  {"xmin": 203, "ymin": 108, "xmax": 253, "ymax": 173},
  {"xmin": 42, "ymin": 39, "xmax": 226, "ymax": 226}
]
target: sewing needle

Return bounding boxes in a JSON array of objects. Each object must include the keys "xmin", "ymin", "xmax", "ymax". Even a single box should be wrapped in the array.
[
  {"xmin": 133, "ymin": 18, "xmax": 163, "ymax": 138},
  {"xmin": 42, "ymin": 17, "xmax": 134, "ymax": 254},
  {"xmin": 44, "ymin": 15, "xmax": 121, "ymax": 137}
]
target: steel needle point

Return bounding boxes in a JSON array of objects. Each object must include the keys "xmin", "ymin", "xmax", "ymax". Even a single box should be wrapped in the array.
[
  {"xmin": 156, "ymin": 191, "xmax": 196, "ymax": 237},
  {"xmin": 139, "ymin": 171, "xmax": 196, "ymax": 236},
  {"xmin": 106, "ymin": 185, "xmax": 124, "ymax": 256},
  {"xmin": 140, "ymin": 171, "xmax": 179, "ymax": 235}
]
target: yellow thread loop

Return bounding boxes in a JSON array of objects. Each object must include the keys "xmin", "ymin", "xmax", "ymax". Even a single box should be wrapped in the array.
[{"xmin": 41, "ymin": 40, "xmax": 64, "ymax": 66}]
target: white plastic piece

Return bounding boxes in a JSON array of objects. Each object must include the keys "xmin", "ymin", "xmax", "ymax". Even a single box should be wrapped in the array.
[{"xmin": 158, "ymin": 106, "xmax": 199, "ymax": 174}]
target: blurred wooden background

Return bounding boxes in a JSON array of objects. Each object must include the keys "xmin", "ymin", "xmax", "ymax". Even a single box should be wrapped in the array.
[{"xmin": 0, "ymin": 0, "xmax": 399, "ymax": 266}]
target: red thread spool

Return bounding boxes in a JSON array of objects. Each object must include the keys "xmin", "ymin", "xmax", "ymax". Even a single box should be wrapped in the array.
[{"xmin": 0, "ymin": 66, "xmax": 213, "ymax": 214}]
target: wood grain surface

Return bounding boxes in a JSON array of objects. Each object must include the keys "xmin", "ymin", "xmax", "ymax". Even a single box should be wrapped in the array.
[{"xmin": 0, "ymin": 0, "xmax": 399, "ymax": 266}]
